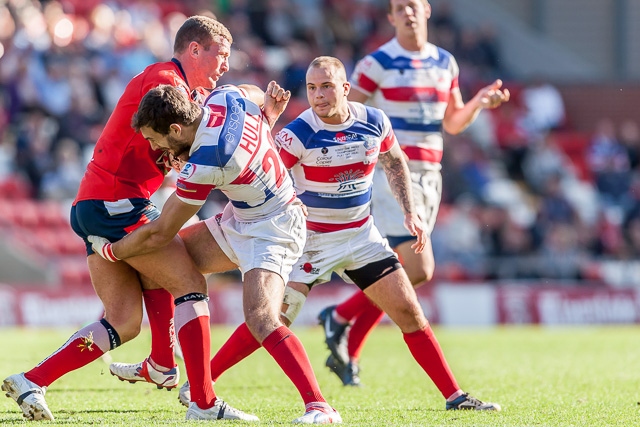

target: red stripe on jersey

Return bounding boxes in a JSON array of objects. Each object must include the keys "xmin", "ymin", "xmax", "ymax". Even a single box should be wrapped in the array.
[
  {"xmin": 401, "ymin": 146, "xmax": 443, "ymax": 163},
  {"xmin": 358, "ymin": 73, "xmax": 378, "ymax": 94},
  {"xmin": 451, "ymin": 75, "xmax": 459, "ymax": 90},
  {"xmin": 278, "ymin": 148, "xmax": 299, "ymax": 169},
  {"xmin": 301, "ymin": 162, "xmax": 376, "ymax": 183},
  {"xmin": 380, "ymin": 87, "xmax": 450, "ymax": 103},
  {"xmin": 307, "ymin": 217, "xmax": 369, "ymax": 232},
  {"xmin": 176, "ymin": 180, "xmax": 215, "ymax": 202},
  {"xmin": 380, "ymin": 129, "xmax": 396, "ymax": 153}
]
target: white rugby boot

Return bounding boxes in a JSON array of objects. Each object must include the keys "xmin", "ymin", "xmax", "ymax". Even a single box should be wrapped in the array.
[
  {"xmin": 185, "ymin": 399, "xmax": 259, "ymax": 421},
  {"xmin": 2, "ymin": 373, "xmax": 54, "ymax": 421},
  {"xmin": 292, "ymin": 402, "xmax": 342, "ymax": 424},
  {"xmin": 109, "ymin": 357, "xmax": 179, "ymax": 390},
  {"xmin": 178, "ymin": 381, "xmax": 190, "ymax": 407}
]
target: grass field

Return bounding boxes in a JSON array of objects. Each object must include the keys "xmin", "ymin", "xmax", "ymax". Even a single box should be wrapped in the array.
[{"xmin": 0, "ymin": 325, "xmax": 638, "ymax": 426}]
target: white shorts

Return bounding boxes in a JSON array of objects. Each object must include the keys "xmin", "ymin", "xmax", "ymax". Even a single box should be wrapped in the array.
[
  {"xmin": 289, "ymin": 216, "xmax": 396, "ymax": 286},
  {"xmin": 371, "ymin": 167, "xmax": 442, "ymax": 238},
  {"xmin": 204, "ymin": 200, "xmax": 306, "ymax": 284}
]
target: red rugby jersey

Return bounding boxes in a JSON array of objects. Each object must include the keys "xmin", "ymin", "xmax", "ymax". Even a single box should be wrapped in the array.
[{"xmin": 74, "ymin": 60, "xmax": 191, "ymax": 203}]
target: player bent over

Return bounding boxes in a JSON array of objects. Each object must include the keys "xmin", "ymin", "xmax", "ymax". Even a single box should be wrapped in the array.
[
  {"xmin": 89, "ymin": 82, "xmax": 341, "ymax": 424},
  {"xmin": 179, "ymin": 57, "xmax": 500, "ymax": 413},
  {"xmin": 2, "ymin": 16, "xmax": 257, "ymax": 422}
]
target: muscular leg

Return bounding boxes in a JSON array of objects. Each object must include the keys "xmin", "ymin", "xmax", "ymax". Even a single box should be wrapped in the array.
[
  {"xmin": 210, "ymin": 281, "xmax": 310, "ymax": 381},
  {"xmin": 179, "ymin": 221, "xmax": 238, "ymax": 275},
  {"xmin": 125, "ymin": 235, "xmax": 217, "ymax": 410},
  {"xmin": 340, "ymin": 236, "xmax": 435, "ymax": 364},
  {"xmin": 364, "ymin": 269, "xmax": 460, "ymax": 399},
  {"xmin": 25, "ymin": 256, "xmax": 144, "ymax": 387},
  {"xmin": 243, "ymin": 269, "xmax": 325, "ymax": 406},
  {"xmin": 395, "ymin": 236, "xmax": 435, "ymax": 286}
]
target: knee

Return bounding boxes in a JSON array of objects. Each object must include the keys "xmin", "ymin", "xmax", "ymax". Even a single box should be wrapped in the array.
[
  {"xmin": 245, "ymin": 312, "xmax": 281, "ymax": 343},
  {"xmin": 408, "ymin": 263, "xmax": 435, "ymax": 287},
  {"xmin": 103, "ymin": 317, "xmax": 141, "ymax": 344}
]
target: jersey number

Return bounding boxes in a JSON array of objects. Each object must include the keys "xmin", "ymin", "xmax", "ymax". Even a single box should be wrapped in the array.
[{"xmin": 262, "ymin": 148, "xmax": 285, "ymax": 188}]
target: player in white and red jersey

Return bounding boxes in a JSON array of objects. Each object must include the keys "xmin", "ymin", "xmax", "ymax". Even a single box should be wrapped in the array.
[
  {"xmin": 319, "ymin": 0, "xmax": 510, "ymax": 390},
  {"xmin": 180, "ymin": 56, "xmax": 500, "ymax": 413},
  {"xmin": 88, "ymin": 82, "xmax": 341, "ymax": 424},
  {"xmin": 2, "ymin": 16, "xmax": 258, "ymax": 423}
]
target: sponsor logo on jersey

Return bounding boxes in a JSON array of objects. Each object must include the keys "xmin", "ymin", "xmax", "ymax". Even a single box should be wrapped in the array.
[
  {"xmin": 180, "ymin": 163, "xmax": 197, "ymax": 179},
  {"xmin": 333, "ymin": 132, "xmax": 359, "ymax": 143},
  {"xmin": 331, "ymin": 169, "xmax": 365, "ymax": 193},
  {"xmin": 316, "ymin": 155, "xmax": 332, "ymax": 166}
]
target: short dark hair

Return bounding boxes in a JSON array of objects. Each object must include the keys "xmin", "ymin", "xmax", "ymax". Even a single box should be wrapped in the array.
[
  {"xmin": 132, "ymin": 85, "xmax": 201, "ymax": 135},
  {"xmin": 307, "ymin": 56, "xmax": 347, "ymax": 81},
  {"xmin": 173, "ymin": 15, "xmax": 233, "ymax": 54}
]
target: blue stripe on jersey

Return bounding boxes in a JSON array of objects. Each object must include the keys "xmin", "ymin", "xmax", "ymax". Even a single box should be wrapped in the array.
[
  {"xmin": 299, "ymin": 188, "xmax": 372, "ymax": 209},
  {"xmin": 371, "ymin": 49, "xmax": 450, "ymax": 70},
  {"xmin": 389, "ymin": 117, "xmax": 443, "ymax": 133},
  {"xmin": 190, "ymin": 93, "xmax": 249, "ymax": 168},
  {"xmin": 285, "ymin": 118, "xmax": 316, "ymax": 147},
  {"xmin": 364, "ymin": 106, "xmax": 386, "ymax": 135}
]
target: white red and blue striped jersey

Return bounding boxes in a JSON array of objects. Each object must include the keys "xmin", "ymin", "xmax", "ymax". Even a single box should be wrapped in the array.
[
  {"xmin": 176, "ymin": 86, "xmax": 296, "ymax": 221},
  {"xmin": 275, "ymin": 102, "xmax": 396, "ymax": 232},
  {"xmin": 350, "ymin": 38, "xmax": 459, "ymax": 171}
]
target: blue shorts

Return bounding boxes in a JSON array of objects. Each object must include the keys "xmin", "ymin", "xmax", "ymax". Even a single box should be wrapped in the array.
[{"xmin": 70, "ymin": 198, "xmax": 161, "ymax": 256}]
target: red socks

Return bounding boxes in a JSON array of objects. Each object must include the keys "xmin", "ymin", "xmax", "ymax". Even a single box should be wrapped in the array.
[
  {"xmin": 26, "ymin": 320, "xmax": 117, "ymax": 387},
  {"xmin": 143, "ymin": 288, "xmax": 176, "ymax": 369},
  {"xmin": 174, "ymin": 298, "xmax": 216, "ymax": 409},
  {"xmin": 347, "ymin": 303, "xmax": 384, "ymax": 361},
  {"xmin": 210, "ymin": 323, "xmax": 261, "ymax": 382},
  {"xmin": 403, "ymin": 325, "xmax": 459, "ymax": 398},
  {"xmin": 262, "ymin": 326, "xmax": 325, "ymax": 405},
  {"xmin": 335, "ymin": 290, "xmax": 370, "ymax": 320}
]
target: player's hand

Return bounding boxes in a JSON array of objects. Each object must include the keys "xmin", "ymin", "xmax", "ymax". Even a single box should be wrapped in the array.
[
  {"xmin": 88, "ymin": 235, "xmax": 120, "ymax": 262},
  {"xmin": 159, "ymin": 151, "xmax": 183, "ymax": 174},
  {"xmin": 263, "ymin": 80, "xmax": 291, "ymax": 128},
  {"xmin": 477, "ymin": 79, "xmax": 510, "ymax": 109},
  {"xmin": 403, "ymin": 213, "xmax": 426, "ymax": 254}
]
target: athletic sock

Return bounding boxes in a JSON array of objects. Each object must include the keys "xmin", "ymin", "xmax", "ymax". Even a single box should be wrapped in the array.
[
  {"xmin": 348, "ymin": 302, "xmax": 385, "ymax": 360},
  {"xmin": 25, "ymin": 319, "xmax": 119, "ymax": 387},
  {"xmin": 262, "ymin": 326, "xmax": 325, "ymax": 405},
  {"xmin": 403, "ymin": 324, "xmax": 460, "ymax": 398},
  {"xmin": 174, "ymin": 295, "xmax": 216, "ymax": 409},
  {"xmin": 143, "ymin": 288, "xmax": 176, "ymax": 370},
  {"xmin": 334, "ymin": 290, "xmax": 370, "ymax": 322},
  {"xmin": 210, "ymin": 322, "xmax": 261, "ymax": 382}
]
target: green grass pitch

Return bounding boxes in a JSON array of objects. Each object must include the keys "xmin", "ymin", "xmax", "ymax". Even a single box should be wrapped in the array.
[{"xmin": 0, "ymin": 325, "xmax": 638, "ymax": 425}]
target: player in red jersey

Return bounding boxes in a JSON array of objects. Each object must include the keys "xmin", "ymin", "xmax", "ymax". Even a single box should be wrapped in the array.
[
  {"xmin": 2, "ymin": 16, "xmax": 257, "ymax": 422},
  {"xmin": 318, "ymin": 0, "xmax": 510, "ymax": 389}
]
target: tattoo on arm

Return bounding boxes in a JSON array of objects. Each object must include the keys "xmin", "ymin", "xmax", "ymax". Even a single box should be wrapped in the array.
[{"xmin": 379, "ymin": 146, "xmax": 415, "ymax": 215}]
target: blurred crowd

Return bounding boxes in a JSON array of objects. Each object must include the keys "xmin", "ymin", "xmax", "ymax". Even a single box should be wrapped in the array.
[{"xmin": 1, "ymin": 0, "xmax": 639, "ymax": 284}]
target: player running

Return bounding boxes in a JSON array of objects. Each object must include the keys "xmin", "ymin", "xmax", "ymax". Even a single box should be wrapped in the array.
[
  {"xmin": 318, "ymin": 0, "xmax": 510, "ymax": 387},
  {"xmin": 88, "ymin": 82, "xmax": 342, "ymax": 424}
]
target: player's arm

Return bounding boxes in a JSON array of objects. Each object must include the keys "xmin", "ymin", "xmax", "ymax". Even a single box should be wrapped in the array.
[
  {"xmin": 442, "ymin": 79, "xmax": 510, "ymax": 135},
  {"xmin": 347, "ymin": 87, "xmax": 370, "ymax": 103},
  {"xmin": 238, "ymin": 84, "xmax": 265, "ymax": 107},
  {"xmin": 90, "ymin": 193, "xmax": 200, "ymax": 260},
  {"xmin": 262, "ymin": 80, "xmax": 291, "ymax": 128},
  {"xmin": 378, "ymin": 143, "xmax": 426, "ymax": 253}
]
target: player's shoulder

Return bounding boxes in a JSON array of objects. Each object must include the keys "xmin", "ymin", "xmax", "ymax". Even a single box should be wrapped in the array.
[
  {"xmin": 350, "ymin": 102, "xmax": 386, "ymax": 125},
  {"xmin": 282, "ymin": 109, "xmax": 316, "ymax": 143}
]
